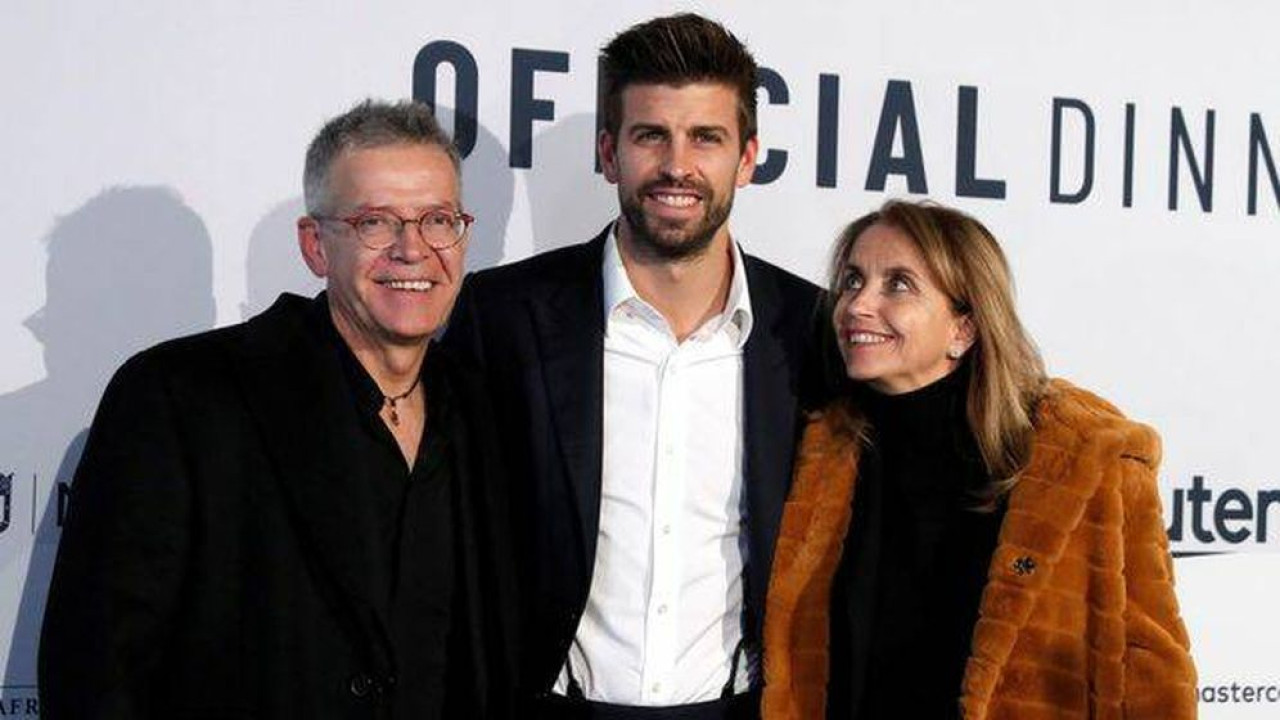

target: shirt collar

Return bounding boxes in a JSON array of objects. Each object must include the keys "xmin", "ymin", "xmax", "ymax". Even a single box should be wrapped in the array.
[{"xmin": 602, "ymin": 221, "xmax": 755, "ymax": 347}]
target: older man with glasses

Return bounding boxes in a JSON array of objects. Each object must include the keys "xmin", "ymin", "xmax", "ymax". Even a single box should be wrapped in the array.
[{"xmin": 39, "ymin": 99, "xmax": 516, "ymax": 719}]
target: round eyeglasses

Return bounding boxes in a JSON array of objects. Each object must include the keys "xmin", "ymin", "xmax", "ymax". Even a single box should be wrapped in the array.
[{"xmin": 313, "ymin": 207, "xmax": 475, "ymax": 251}]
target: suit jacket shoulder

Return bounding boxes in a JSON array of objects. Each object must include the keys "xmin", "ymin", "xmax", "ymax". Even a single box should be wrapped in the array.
[
  {"xmin": 464, "ymin": 233, "xmax": 606, "ymax": 304},
  {"xmin": 739, "ymin": 252, "xmax": 830, "ymax": 412},
  {"xmin": 104, "ymin": 292, "xmax": 313, "ymax": 392},
  {"xmin": 742, "ymin": 253, "xmax": 822, "ymax": 305}
]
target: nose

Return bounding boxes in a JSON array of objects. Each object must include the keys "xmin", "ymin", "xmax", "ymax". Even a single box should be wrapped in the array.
[
  {"xmin": 387, "ymin": 221, "xmax": 433, "ymax": 264},
  {"xmin": 660, "ymin": 137, "xmax": 694, "ymax": 181},
  {"xmin": 843, "ymin": 286, "xmax": 876, "ymax": 320}
]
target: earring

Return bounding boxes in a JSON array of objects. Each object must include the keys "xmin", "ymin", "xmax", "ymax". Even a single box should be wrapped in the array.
[{"xmin": 947, "ymin": 347, "xmax": 964, "ymax": 360}]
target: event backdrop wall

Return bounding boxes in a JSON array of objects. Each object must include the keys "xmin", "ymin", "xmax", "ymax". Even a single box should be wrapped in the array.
[{"xmin": 2, "ymin": 1, "xmax": 1277, "ymax": 716}]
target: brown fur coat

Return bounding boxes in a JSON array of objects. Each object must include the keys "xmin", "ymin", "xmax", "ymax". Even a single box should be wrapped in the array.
[{"xmin": 762, "ymin": 380, "xmax": 1196, "ymax": 719}]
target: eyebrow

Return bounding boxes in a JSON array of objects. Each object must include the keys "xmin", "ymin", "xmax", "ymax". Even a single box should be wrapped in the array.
[
  {"xmin": 882, "ymin": 265, "xmax": 920, "ymax": 279},
  {"xmin": 842, "ymin": 262, "xmax": 921, "ymax": 279},
  {"xmin": 625, "ymin": 123, "xmax": 731, "ymax": 137},
  {"xmin": 350, "ymin": 202, "xmax": 458, "ymax": 214},
  {"xmin": 627, "ymin": 123, "xmax": 668, "ymax": 135}
]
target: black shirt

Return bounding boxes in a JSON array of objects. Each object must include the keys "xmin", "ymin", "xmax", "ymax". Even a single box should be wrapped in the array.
[
  {"xmin": 830, "ymin": 365, "xmax": 1005, "ymax": 719},
  {"xmin": 315, "ymin": 301, "xmax": 456, "ymax": 720}
]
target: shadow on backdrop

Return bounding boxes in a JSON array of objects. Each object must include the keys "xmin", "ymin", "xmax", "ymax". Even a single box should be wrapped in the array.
[
  {"xmin": 0, "ymin": 186, "xmax": 216, "ymax": 695},
  {"xmin": 527, "ymin": 112, "xmax": 615, "ymax": 254},
  {"xmin": 242, "ymin": 196, "xmax": 324, "ymax": 320},
  {"xmin": 435, "ymin": 106, "xmax": 514, "ymax": 273}
]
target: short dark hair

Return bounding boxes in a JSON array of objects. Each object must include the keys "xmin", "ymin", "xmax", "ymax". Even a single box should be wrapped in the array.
[
  {"xmin": 303, "ymin": 99, "xmax": 460, "ymax": 215},
  {"xmin": 599, "ymin": 13, "xmax": 758, "ymax": 149}
]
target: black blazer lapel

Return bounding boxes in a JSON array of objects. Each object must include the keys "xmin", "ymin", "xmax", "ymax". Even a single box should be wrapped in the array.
[
  {"xmin": 228, "ymin": 295, "xmax": 395, "ymax": 677},
  {"xmin": 530, "ymin": 232, "xmax": 607, "ymax": 578},
  {"xmin": 741, "ymin": 258, "xmax": 800, "ymax": 643}
]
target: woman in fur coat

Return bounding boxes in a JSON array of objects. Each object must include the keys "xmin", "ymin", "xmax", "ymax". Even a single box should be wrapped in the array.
[{"xmin": 761, "ymin": 200, "xmax": 1196, "ymax": 719}]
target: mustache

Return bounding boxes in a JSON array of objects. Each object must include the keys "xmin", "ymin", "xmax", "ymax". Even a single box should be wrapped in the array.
[{"xmin": 640, "ymin": 177, "xmax": 710, "ymax": 196}]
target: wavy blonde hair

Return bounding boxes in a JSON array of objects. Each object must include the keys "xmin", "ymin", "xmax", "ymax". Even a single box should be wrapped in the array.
[{"xmin": 828, "ymin": 200, "xmax": 1048, "ymax": 496}]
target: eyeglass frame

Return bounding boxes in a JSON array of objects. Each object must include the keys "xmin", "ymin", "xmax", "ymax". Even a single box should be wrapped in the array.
[{"xmin": 309, "ymin": 206, "xmax": 475, "ymax": 251}]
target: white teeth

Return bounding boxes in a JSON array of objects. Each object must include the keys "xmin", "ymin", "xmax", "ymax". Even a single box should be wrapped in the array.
[
  {"xmin": 383, "ymin": 279, "xmax": 434, "ymax": 292},
  {"xmin": 652, "ymin": 193, "xmax": 698, "ymax": 207},
  {"xmin": 848, "ymin": 332, "xmax": 889, "ymax": 344}
]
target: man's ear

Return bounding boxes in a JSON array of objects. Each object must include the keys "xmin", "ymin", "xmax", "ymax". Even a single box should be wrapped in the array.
[
  {"xmin": 735, "ymin": 135, "xmax": 759, "ymax": 188},
  {"xmin": 599, "ymin": 129, "xmax": 620, "ymax": 184},
  {"xmin": 297, "ymin": 217, "xmax": 328, "ymax": 279}
]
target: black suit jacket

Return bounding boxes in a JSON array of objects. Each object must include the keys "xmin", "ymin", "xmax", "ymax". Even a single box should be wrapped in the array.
[
  {"xmin": 39, "ymin": 294, "xmax": 517, "ymax": 719},
  {"xmin": 444, "ymin": 229, "xmax": 825, "ymax": 700}
]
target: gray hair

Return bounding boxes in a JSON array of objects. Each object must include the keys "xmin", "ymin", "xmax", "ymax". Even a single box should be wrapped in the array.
[{"xmin": 302, "ymin": 99, "xmax": 461, "ymax": 215}]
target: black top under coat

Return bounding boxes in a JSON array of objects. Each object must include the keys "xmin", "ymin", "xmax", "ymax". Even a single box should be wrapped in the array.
[
  {"xmin": 828, "ymin": 363, "xmax": 1005, "ymax": 719},
  {"xmin": 314, "ymin": 300, "xmax": 457, "ymax": 720}
]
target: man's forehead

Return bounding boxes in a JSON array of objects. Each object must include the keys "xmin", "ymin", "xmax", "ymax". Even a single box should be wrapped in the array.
[
  {"xmin": 620, "ymin": 81, "xmax": 739, "ymax": 110},
  {"xmin": 333, "ymin": 141, "xmax": 453, "ymax": 168},
  {"xmin": 326, "ymin": 143, "xmax": 460, "ymax": 206},
  {"xmin": 617, "ymin": 82, "xmax": 741, "ymax": 130}
]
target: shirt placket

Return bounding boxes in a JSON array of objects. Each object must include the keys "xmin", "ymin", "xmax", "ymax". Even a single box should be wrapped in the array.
[{"xmin": 641, "ymin": 341, "xmax": 686, "ymax": 703}]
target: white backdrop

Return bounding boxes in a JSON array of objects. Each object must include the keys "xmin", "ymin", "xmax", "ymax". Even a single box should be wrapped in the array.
[{"xmin": 2, "ymin": 1, "xmax": 1277, "ymax": 716}]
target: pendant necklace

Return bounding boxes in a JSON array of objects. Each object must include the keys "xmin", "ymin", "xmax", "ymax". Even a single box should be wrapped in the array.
[{"xmin": 382, "ymin": 375, "xmax": 421, "ymax": 426}]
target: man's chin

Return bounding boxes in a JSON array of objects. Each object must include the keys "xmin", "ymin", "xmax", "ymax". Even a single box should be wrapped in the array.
[
  {"xmin": 631, "ymin": 218, "xmax": 718, "ymax": 260},
  {"xmin": 372, "ymin": 314, "xmax": 447, "ymax": 349},
  {"xmin": 641, "ymin": 235, "xmax": 712, "ymax": 261},
  {"xmin": 382, "ymin": 330, "xmax": 438, "ymax": 350}
]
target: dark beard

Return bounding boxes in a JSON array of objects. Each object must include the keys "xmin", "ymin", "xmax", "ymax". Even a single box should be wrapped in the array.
[{"xmin": 618, "ymin": 181, "xmax": 734, "ymax": 262}]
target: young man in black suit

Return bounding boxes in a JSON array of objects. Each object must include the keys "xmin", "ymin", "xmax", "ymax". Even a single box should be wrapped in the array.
[
  {"xmin": 446, "ymin": 14, "xmax": 824, "ymax": 719},
  {"xmin": 39, "ymin": 100, "xmax": 515, "ymax": 719}
]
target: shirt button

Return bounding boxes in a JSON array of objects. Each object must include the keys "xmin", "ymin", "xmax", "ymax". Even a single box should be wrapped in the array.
[
  {"xmin": 657, "ymin": 603, "xmax": 668, "ymax": 615},
  {"xmin": 652, "ymin": 682, "xmax": 662, "ymax": 694},
  {"xmin": 662, "ymin": 524, "xmax": 671, "ymax": 535}
]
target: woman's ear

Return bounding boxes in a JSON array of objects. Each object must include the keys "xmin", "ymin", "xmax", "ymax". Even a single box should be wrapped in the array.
[{"xmin": 948, "ymin": 314, "xmax": 976, "ymax": 360}]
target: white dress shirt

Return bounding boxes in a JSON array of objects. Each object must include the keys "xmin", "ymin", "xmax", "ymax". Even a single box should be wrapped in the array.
[{"xmin": 553, "ymin": 227, "xmax": 755, "ymax": 705}]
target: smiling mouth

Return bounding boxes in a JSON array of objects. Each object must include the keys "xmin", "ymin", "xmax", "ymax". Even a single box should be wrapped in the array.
[
  {"xmin": 648, "ymin": 191, "xmax": 700, "ymax": 208},
  {"xmin": 846, "ymin": 330, "xmax": 893, "ymax": 345},
  {"xmin": 378, "ymin": 279, "xmax": 436, "ymax": 292},
  {"xmin": 644, "ymin": 179, "xmax": 705, "ymax": 209}
]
